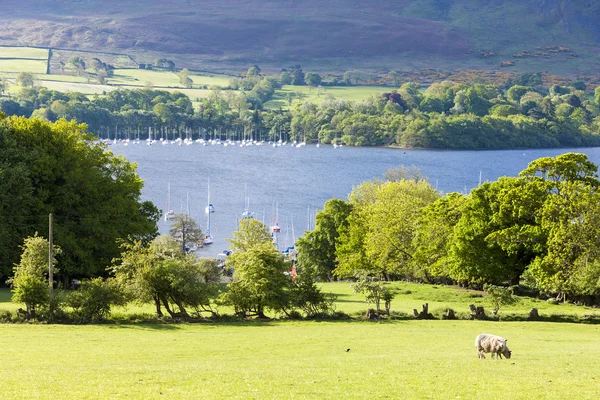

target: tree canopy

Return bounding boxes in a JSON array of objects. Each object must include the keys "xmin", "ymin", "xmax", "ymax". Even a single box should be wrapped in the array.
[{"xmin": 0, "ymin": 114, "xmax": 159, "ymax": 282}]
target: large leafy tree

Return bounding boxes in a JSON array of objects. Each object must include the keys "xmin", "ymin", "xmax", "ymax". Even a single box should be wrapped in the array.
[
  {"xmin": 0, "ymin": 115, "xmax": 159, "ymax": 282},
  {"xmin": 224, "ymin": 219, "xmax": 290, "ymax": 318},
  {"xmin": 335, "ymin": 178, "xmax": 438, "ymax": 279},
  {"xmin": 296, "ymin": 199, "xmax": 352, "ymax": 281},
  {"xmin": 412, "ymin": 192, "xmax": 466, "ymax": 281}
]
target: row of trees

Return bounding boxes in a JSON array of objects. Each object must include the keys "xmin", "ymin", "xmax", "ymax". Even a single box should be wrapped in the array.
[
  {"xmin": 2, "ymin": 76, "xmax": 599, "ymax": 149},
  {"xmin": 297, "ymin": 154, "xmax": 600, "ymax": 303},
  {"xmin": 9, "ymin": 218, "xmax": 334, "ymax": 322}
]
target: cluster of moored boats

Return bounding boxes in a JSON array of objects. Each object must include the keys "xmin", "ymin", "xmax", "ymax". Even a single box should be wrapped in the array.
[
  {"xmin": 102, "ymin": 137, "xmax": 324, "ymax": 148},
  {"xmin": 99, "ymin": 137, "xmax": 349, "ymax": 148}
]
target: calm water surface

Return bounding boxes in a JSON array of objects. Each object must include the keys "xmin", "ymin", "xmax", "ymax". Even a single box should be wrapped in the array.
[{"xmin": 112, "ymin": 143, "xmax": 600, "ymax": 256}]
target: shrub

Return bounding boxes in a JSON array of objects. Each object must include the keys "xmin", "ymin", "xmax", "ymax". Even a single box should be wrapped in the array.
[
  {"xmin": 289, "ymin": 273, "xmax": 337, "ymax": 318},
  {"xmin": 67, "ymin": 278, "xmax": 127, "ymax": 322}
]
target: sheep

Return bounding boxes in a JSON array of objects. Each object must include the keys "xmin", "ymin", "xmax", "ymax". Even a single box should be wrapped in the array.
[{"xmin": 475, "ymin": 334, "xmax": 512, "ymax": 359}]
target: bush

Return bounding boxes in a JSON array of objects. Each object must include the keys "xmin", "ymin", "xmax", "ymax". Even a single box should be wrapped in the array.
[
  {"xmin": 67, "ymin": 278, "xmax": 127, "ymax": 322},
  {"xmin": 289, "ymin": 273, "xmax": 337, "ymax": 318}
]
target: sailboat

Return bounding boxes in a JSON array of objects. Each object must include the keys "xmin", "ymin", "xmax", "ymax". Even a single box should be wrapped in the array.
[
  {"xmin": 164, "ymin": 182, "xmax": 175, "ymax": 221},
  {"xmin": 203, "ymin": 179, "xmax": 214, "ymax": 245}
]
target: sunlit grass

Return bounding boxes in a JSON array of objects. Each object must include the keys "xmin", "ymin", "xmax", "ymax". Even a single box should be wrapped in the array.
[
  {"xmin": 108, "ymin": 68, "xmax": 233, "ymax": 88},
  {"xmin": 0, "ymin": 59, "xmax": 47, "ymax": 74},
  {"xmin": 265, "ymin": 85, "xmax": 389, "ymax": 109},
  {"xmin": 0, "ymin": 321, "xmax": 599, "ymax": 399},
  {"xmin": 0, "ymin": 46, "xmax": 48, "ymax": 60}
]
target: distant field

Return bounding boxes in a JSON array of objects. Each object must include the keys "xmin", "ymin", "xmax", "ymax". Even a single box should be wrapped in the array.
[
  {"xmin": 266, "ymin": 85, "xmax": 388, "ymax": 108},
  {"xmin": 109, "ymin": 69, "xmax": 233, "ymax": 88},
  {"xmin": 0, "ymin": 46, "xmax": 48, "ymax": 60},
  {"xmin": 0, "ymin": 59, "xmax": 47, "ymax": 73}
]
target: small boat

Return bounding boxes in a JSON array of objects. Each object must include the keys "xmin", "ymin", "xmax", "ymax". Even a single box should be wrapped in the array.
[
  {"xmin": 203, "ymin": 179, "xmax": 214, "ymax": 245},
  {"xmin": 164, "ymin": 182, "xmax": 175, "ymax": 221}
]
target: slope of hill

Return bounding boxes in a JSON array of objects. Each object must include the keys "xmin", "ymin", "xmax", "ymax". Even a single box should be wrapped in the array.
[{"xmin": 1, "ymin": 0, "xmax": 599, "ymax": 74}]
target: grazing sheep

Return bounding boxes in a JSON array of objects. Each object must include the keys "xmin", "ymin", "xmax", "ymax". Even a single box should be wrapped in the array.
[{"xmin": 475, "ymin": 334, "xmax": 512, "ymax": 359}]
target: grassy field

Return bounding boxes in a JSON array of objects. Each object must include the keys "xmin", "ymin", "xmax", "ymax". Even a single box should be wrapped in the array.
[
  {"xmin": 0, "ymin": 46, "xmax": 48, "ymax": 60},
  {"xmin": 0, "ymin": 59, "xmax": 47, "ymax": 74},
  {"xmin": 265, "ymin": 85, "xmax": 389, "ymax": 109},
  {"xmin": 1, "ymin": 283, "xmax": 600, "ymax": 398},
  {"xmin": 0, "ymin": 320, "xmax": 599, "ymax": 398}
]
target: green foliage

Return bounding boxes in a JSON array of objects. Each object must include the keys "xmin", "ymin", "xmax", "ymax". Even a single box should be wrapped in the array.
[
  {"xmin": 351, "ymin": 273, "xmax": 397, "ymax": 314},
  {"xmin": 484, "ymin": 284, "xmax": 518, "ymax": 315},
  {"xmin": 0, "ymin": 116, "xmax": 159, "ymax": 280},
  {"xmin": 15, "ymin": 72, "xmax": 34, "ymax": 88},
  {"xmin": 169, "ymin": 213, "xmax": 204, "ymax": 253},
  {"xmin": 113, "ymin": 236, "xmax": 222, "ymax": 318},
  {"xmin": 296, "ymin": 199, "xmax": 352, "ymax": 281},
  {"xmin": 288, "ymin": 272, "xmax": 337, "ymax": 318},
  {"xmin": 67, "ymin": 277, "xmax": 127, "ymax": 322},
  {"xmin": 224, "ymin": 241, "xmax": 290, "ymax": 318},
  {"xmin": 7, "ymin": 234, "xmax": 61, "ymax": 319}
]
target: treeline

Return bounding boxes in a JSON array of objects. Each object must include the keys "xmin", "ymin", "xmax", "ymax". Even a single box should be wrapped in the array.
[
  {"xmin": 297, "ymin": 154, "xmax": 600, "ymax": 305},
  {"xmin": 1, "ymin": 74, "xmax": 600, "ymax": 149}
]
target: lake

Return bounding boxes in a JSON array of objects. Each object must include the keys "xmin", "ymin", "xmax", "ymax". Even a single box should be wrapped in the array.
[{"xmin": 112, "ymin": 141, "xmax": 600, "ymax": 256}]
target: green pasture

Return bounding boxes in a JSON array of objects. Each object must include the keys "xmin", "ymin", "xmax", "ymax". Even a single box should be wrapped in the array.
[
  {"xmin": 0, "ymin": 46, "xmax": 48, "ymax": 60},
  {"xmin": 0, "ymin": 320, "xmax": 598, "ymax": 399},
  {"xmin": 0, "ymin": 59, "xmax": 47, "ymax": 74},
  {"xmin": 266, "ymin": 85, "xmax": 387, "ymax": 109},
  {"xmin": 2, "ymin": 283, "xmax": 600, "ymax": 398},
  {"xmin": 108, "ymin": 68, "xmax": 233, "ymax": 88}
]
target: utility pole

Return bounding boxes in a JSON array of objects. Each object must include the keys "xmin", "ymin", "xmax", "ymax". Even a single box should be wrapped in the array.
[{"xmin": 48, "ymin": 213, "xmax": 54, "ymax": 319}]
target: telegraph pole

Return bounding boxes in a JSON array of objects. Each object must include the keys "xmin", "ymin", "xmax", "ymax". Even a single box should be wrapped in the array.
[{"xmin": 49, "ymin": 213, "xmax": 54, "ymax": 319}]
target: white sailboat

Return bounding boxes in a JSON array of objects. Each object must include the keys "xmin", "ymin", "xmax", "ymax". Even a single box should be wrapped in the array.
[
  {"xmin": 203, "ymin": 179, "xmax": 214, "ymax": 245},
  {"xmin": 164, "ymin": 182, "xmax": 175, "ymax": 221}
]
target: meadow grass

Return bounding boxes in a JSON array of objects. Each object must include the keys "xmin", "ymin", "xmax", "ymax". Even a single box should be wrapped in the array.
[
  {"xmin": 265, "ymin": 85, "xmax": 389, "ymax": 109},
  {"xmin": 108, "ymin": 69, "xmax": 233, "ymax": 88},
  {"xmin": 0, "ymin": 320, "xmax": 599, "ymax": 399},
  {"xmin": 1, "ymin": 283, "xmax": 600, "ymax": 398},
  {"xmin": 0, "ymin": 59, "xmax": 48, "ymax": 74},
  {"xmin": 0, "ymin": 46, "xmax": 48, "ymax": 60}
]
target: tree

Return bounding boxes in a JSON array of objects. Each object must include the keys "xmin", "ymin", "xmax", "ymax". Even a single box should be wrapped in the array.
[
  {"xmin": 178, "ymin": 68, "xmax": 193, "ymax": 88},
  {"xmin": 113, "ymin": 236, "xmax": 221, "ymax": 318},
  {"xmin": 69, "ymin": 57, "xmax": 86, "ymax": 76},
  {"xmin": 0, "ymin": 116, "xmax": 159, "ymax": 281},
  {"xmin": 296, "ymin": 199, "xmax": 352, "ymax": 281},
  {"xmin": 290, "ymin": 65, "xmax": 305, "ymax": 86},
  {"xmin": 224, "ymin": 220, "xmax": 290, "ymax": 318},
  {"xmin": 16, "ymin": 72, "xmax": 34, "ymax": 88},
  {"xmin": 247, "ymin": 65, "xmax": 261, "ymax": 77},
  {"xmin": 595, "ymin": 86, "xmax": 600, "ymax": 105},
  {"xmin": 305, "ymin": 72, "xmax": 322, "ymax": 87},
  {"xmin": 484, "ymin": 284, "xmax": 517, "ymax": 316},
  {"xmin": 361, "ymin": 179, "xmax": 439, "ymax": 279},
  {"xmin": 169, "ymin": 213, "xmax": 204, "ymax": 253},
  {"xmin": 7, "ymin": 234, "xmax": 61, "ymax": 319},
  {"xmin": 352, "ymin": 273, "xmax": 397, "ymax": 314},
  {"xmin": 412, "ymin": 192, "xmax": 466, "ymax": 281},
  {"xmin": 387, "ymin": 70, "xmax": 401, "ymax": 86}
]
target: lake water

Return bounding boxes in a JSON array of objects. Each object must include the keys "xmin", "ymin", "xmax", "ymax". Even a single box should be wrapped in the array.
[{"xmin": 112, "ymin": 142, "xmax": 600, "ymax": 256}]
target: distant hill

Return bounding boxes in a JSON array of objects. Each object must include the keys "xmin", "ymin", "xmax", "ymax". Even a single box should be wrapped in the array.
[{"xmin": 1, "ymin": 0, "xmax": 599, "ymax": 75}]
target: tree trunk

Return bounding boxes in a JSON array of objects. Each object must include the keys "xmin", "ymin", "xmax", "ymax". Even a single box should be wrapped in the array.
[{"xmin": 154, "ymin": 296, "xmax": 163, "ymax": 317}]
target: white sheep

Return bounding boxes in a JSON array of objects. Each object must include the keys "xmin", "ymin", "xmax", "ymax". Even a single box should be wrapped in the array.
[{"xmin": 475, "ymin": 333, "xmax": 512, "ymax": 359}]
